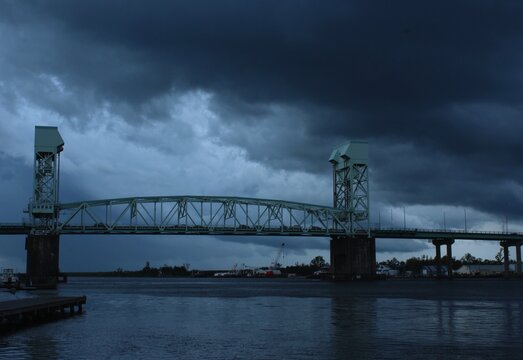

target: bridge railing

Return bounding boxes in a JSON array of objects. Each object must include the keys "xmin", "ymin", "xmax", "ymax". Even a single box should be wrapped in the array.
[{"xmin": 374, "ymin": 227, "xmax": 521, "ymax": 236}]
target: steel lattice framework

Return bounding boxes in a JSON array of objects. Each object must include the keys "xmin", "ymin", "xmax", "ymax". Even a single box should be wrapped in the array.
[
  {"xmin": 52, "ymin": 196, "xmax": 352, "ymax": 236},
  {"xmin": 30, "ymin": 126, "xmax": 64, "ymax": 229},
  {"xmin": 329, "ymin": 141, "xmax": 370, "ymax": 235}
]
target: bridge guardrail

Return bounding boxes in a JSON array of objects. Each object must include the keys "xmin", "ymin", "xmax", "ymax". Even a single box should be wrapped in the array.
[{"xmin": 374, "ymin": 227, "xmax": 522, "ymax": 236}]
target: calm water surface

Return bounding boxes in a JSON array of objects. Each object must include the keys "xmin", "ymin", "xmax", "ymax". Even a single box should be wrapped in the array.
[{"xmin": 1, "ymin": 277, "xmax": 523, "ymax": 359}]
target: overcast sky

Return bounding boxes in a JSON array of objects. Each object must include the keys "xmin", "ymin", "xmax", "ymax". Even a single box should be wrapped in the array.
[{"xmin": 1, "ymin": 1, "xmax": 522, "ymax": 271}]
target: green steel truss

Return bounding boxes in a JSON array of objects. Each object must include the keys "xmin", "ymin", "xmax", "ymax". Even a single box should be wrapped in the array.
[{"xmin": 53, "ymin": 196, "xmax": 353, "ymax": 236}]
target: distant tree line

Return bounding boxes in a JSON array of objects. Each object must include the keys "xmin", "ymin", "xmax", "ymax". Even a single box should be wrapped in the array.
[
  {"xmin": 379, "ymin": 250, "xmax": 511, "ymax": 274},
  {"xmin": 112, "ymin": 261, "xmax": 190, "ymax": 277},
  {"xmin": 281, "ymin": 256, "xmax": 329, "ymax": 276}
]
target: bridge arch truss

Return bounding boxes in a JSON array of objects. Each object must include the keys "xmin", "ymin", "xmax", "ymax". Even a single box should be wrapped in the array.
[{"xmin": 55, "ymin": 196, "xmax": 351, "ymax": 236}]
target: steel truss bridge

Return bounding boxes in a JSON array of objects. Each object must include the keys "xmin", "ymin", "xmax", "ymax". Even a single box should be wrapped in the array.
[
  {"xmin": 4, "ymin": 196, "xmax": 350, "ymax": 236},
  {"xmin": 1, "ymin": 195, "xmax": 522, "ymax": 241},
  {"xmin": 2, "ymin": 126, "xmax": 522, "ymax": 287}
]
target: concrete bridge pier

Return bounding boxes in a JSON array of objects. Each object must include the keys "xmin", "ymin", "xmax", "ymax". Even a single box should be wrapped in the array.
[
  {"xmin": 432, "ymin": 239, "xmax": 454, "ymax": 278},
  {"xmin": 330, "ymin": 236, "xmax": 376, "ymax": 280},
  {"xmin": 25, "ymin": 234, "xmax": 60, "ymax": 288},
  {"xmin": 500, "ymin": 240, "xmax": 523, "ymax": 276}
]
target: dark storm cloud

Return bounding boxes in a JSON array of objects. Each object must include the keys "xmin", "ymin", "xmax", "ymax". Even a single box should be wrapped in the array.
[
  {"xmin": 4, "ymin": 1, "xmax": 521, "ymax": 106},
  {"xmin": 0, "ymin": 154, "xmax": 32, "ymax": 222},
  {"xmin": 2, "ymin": 0, "xmax": 523, "ymax": 222},
  {"xmin": 0, "ymin": 152, "xmax": 94, "ymax": 218},
  {"xmin": 24, "ymin": 1, "xmax": 523, "ymax": 106}
]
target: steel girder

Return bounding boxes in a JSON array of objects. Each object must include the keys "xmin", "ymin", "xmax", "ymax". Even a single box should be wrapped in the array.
[
  {"xmin": 53, "ymin": 196, "xmax": 352, "ymax": 235},
  {"xmin": 1, "ymin": 222, "xmax": 523, "ymax": 241}
]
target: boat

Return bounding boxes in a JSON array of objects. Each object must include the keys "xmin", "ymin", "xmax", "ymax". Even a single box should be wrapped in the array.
[{"xmin": 1, "ymin": 268, "xmax": 19, "ymax": 286}]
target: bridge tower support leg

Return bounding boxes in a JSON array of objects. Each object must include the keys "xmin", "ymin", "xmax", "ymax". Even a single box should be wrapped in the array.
[
  {"xmin": 446, "ymin": 241, "xmax": 454, "ymax": 278},
  {"xmin": 330, "ymin": 236, "xmax": 376, "ymax": 280},
  {"xmin": 502, "ymin": 242, "xmax": 510, "ymax": 276},
  {"xmin": 517, "ymin": 244, "xmax": 522, "ymax": 275},
  {"xmin": 432, "ymin": 239, "xmax": 454, "ymax": 279},
  {"xmin": 500, "ymin": 240, "xmax": 523, "ymax": 276},
  {"xmin": 25, "ymin": 234, "xmax": 60, "ymax": 289},
  {"xmin": 434, "ymin": 241, "xmax": 442, "ymax": 278}
]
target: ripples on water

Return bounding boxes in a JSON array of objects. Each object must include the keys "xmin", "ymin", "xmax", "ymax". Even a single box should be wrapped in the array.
[{"xmin": 1, "ymin": 278, "xmax": 523, "ymax": 359}]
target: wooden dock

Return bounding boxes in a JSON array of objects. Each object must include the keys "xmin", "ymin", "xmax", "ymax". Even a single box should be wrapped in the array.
[{"xmin": 0, "ymin": 296, "xmax": 86, "ymax": 331}]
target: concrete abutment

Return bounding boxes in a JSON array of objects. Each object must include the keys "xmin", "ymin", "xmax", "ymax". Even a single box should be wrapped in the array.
[
  {"xmin": 330, "ymin": 236, "xmax": 376, "ymax": 280},
  {"xmin": 25, "ymin": 234, "xmax": 60, "ymax": 288}
]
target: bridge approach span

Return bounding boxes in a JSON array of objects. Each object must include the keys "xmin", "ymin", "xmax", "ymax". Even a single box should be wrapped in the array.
[{"xmin": 371, "ymin": 229, "xmax": 523, "ymax": 242}]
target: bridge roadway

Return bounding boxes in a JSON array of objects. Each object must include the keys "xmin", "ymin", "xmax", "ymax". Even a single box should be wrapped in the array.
[
  {"xmin": 1, "ymin": 223, "xmax": 522, "ymax": 242},
  {"xmin": 1, "ymin": 195, "xmax": 522, "ymax": 241}
]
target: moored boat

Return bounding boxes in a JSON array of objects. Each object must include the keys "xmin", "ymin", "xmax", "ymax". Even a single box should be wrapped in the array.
[{"xmin": 1, "ymin": 268, "xmax": 19, "ymax": 287}]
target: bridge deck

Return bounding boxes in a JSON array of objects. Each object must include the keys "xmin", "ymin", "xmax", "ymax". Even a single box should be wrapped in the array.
[
  {"xmin": 1, "ymin": 223, "xmax": 522, "ymax": 241},
  {"xmin": 371, "ymin": 229, "xmax": 523, "ymax": 241},
  {"xmin": 0, "ymin": 224, "xmax": 31, "ymax": 235}
]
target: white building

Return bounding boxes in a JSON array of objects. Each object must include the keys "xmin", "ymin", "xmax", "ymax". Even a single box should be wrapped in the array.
[{"xmin": 455, "ymin": 264, "xmax": 516, "ymax": 275}]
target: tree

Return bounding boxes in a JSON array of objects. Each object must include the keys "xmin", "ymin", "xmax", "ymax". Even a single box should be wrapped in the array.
[
  {"xmin": 310, "ymin": 256, "xmax": 326, "ymax": 269},
  {"xmin": 405, "ymin": 257, "xmax": 422, "ymax": 273},
  {"xmin": 386, "ymin": 257, "xmax": 400, "ymax": 269},
  {"xmin": 460, "ymin": 253, "xmax": 476, "ymax": 264}
]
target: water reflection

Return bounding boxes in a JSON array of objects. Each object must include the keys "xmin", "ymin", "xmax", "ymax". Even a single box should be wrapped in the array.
[
  {"xmin": 1, "ymin": 278, "xmax": 523, "ymax": 359},
  {"xmin": 0, "ymin": 335, "xmax": 59, "ymax": 360},
  {"xmin": 331, "ymin": 295, "xmax": 523, "ymax": 359},
  {"xmin": 24, "ymin": 335, "xmax": 59, "ymax": 360},
  {"xmin": 330, "ymin": 297, "xmax": 379, "ymax": 359}
]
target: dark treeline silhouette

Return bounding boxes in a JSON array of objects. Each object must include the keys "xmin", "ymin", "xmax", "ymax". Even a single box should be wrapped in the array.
[
  {"xmin": 67, "ymin": 256, "xmax": 331, "ymax": 278},
  {"xmin": 67, "ymin": 262, "xmax": 190, "ymax": 277},
  {"xmin": 379, "ymin": 251, "xmax": 511, "ymax": 274},
  {"xmin": 115, "ymin": 261, "xmax": 190, "ymax": 277},
  {"xmin": 282, "ymin": 256, "xmax": 329, "ymax": 276}
]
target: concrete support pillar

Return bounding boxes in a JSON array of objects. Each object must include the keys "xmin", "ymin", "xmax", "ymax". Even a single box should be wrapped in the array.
[
  {"xmin": 25, "ymin": 234, "xmax": 60, "ymax": 289},
  {"xmin": 499, "ymin": 240, "xmax": 523, "ymax": 277},
  {"xmin": 330, "ymin": 236, "xmax": 376, "ymax": 280},
  {"xmin": 446, "ymin": 241, "xmax": 454, "ymax": 278},
  {"xmin": 516, "ymin": 245, "xmax": 522, "ymax": 275},
  {"xmin": 432, "ymin": 239, "xmax": 454, "ymax": 279},
  {"xmin": 502, "ymin": 242, "xmax": 510, "ymax": 276},
  {"xmin": 434, "ymin": 241, "xmax": 442, "ymax": 278}
]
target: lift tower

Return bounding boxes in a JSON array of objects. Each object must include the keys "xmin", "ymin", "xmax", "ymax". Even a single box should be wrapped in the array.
[
  {"xmin": 328, "ymin": 141, "xmax": 375, "ymax": 279},
  {"xmin": 26, "ymin": 126, "xmax": 64, "ymax": 288}
]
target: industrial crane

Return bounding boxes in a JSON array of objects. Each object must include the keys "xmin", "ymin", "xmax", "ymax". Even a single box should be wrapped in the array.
[{"xmin": 271, "ymin": 242, "xmax": 285, "ymax": 269}]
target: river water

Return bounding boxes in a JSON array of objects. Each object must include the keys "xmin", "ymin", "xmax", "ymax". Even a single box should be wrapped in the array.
[{"xmin": 1, "ymin": 277, "xmax": 523, "ymax": 359}]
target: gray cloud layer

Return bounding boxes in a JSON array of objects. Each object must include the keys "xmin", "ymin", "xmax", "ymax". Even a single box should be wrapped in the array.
[{"xmin": 1, "ymin": 1, "xmax": 521, "ymax": 269}]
